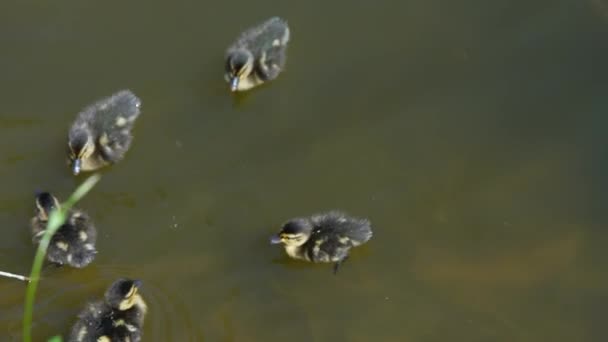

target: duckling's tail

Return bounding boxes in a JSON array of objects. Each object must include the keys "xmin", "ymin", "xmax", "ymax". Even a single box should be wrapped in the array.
[
  {"xmin": 70, "ymin": 247, "xmax": 97, "ymax": 268},
  {"xmin": 348, "ymin": 218, "xmax": 374, "ymax": 245}
]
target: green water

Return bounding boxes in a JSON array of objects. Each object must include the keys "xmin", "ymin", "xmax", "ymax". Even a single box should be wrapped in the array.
[{"xmin": 1, "ymin": 0, "xmax": 607, "ymax": 341}]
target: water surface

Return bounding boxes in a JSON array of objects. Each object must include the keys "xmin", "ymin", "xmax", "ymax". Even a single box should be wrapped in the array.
[{"xmin": 0, "ymin": 0, "xmax": 607, "ymax": 341}]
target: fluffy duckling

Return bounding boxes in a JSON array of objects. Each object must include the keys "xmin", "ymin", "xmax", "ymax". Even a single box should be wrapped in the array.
[
  {"xmin": 31, "ymin": 192, "xmax": 97, "ymax": 268},
  {"xmin": 225, "ymin": 17, "xmax": 290, "ymax": 92},
  {"xmin": 270, "ymin": 211, "xmax": 373, "ymax": 273},
  {"xmin": 68, "ymin": 278, "xmax": 147, "ymax": 342},
  {"xmin": 68, "ymin": 90, "xmax": 142, "ymax": 175}
]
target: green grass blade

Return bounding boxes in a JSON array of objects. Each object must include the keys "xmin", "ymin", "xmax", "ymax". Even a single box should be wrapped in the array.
[{"xmin": 22, "ymin": 174, "xmax": 101, "ymax": 342}]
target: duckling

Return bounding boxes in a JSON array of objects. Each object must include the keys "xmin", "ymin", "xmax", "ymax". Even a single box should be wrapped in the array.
[
  {"xmin": 225, "ymin": 17, "xmax": 290, "ymax": 92},
  {"xmin": 68, "ymin": 90, "xmax": 142, "ymax": 175},
  {"xmin": 31, "ymin": 192, "xmax": 97, "ymax": 268},
  {"xmin": 68, "ymin": 278, "xmax": 147, "ymax": 342},
  {"xmin": 270, "ymin": 211, "xmax": 373, "ymax": 273}
]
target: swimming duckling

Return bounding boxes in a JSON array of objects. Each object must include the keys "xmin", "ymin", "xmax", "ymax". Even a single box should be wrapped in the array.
[
  {"xmin": 68, "ymin": 90, "xmax": 142, "ymax": 175},
  {"xmin": 225, "ymin": 17, "xmax": 290, "ymax": 92},
  {"xmin": 270, "ymin": 211, "xmax": 373, "ymax": 273},
  {"xmin": 31, "ymin": 192, "xmax": 97, "ymax": 268},
  {"xmin": 68, "ymin": 278, "xmax": 147, "ymax": 342}
]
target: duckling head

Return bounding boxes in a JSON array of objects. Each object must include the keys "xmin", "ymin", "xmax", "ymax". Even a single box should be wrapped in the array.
[
  {"xmin": 68, "ymin": 130, "xmax": 95, "ymax": 175},
  {"xmin": 270, "ymin": 218, "xmax": 312, "ymax": 247},
  {"xmin": 105, "ymin": 278, "xmax": 143, "ymax": 311},
  {"xmin": 226, "ymin": 49, "xmax": 254, "ymax": 91},
  {"xmin": 34, "ymin": 192, "xmax": 60, "ymax": 222}
]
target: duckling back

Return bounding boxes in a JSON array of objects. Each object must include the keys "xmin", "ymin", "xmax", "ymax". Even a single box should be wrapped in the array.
[
  {"xmin": 311, "ymin": 211, "xmax": 373, "ymax": 246},
  {"xmin": 68, "ymin": 299, "xmax": 146, "ymax": 342},
  {"xmin": 68, "ymin": 303, "xmax": 143, "ymax": 342},
  {"xmin": 68, "ymin": 302, "xmax": 109, "ymax": 342},
  {"xmin": 69, "ymin": 90, "xmax": 141, "ymax": 163},
  {"xmin": 34, "ymin": 210, "xmax": 97, "ymax": 268},
  {"xmin": 300, "ymin": 212, "xmax": 373, "ymax": 266},
  {"xmin": 229, "ymin": 17, "xmax": 290, "ymax": 57},
  {"xmin": 86, "ymin": 309, "xmax": 144, "ymax": 342}
]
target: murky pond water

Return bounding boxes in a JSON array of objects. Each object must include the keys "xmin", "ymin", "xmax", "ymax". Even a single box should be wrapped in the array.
[{"xmin": 1, "ymin": 0, "xmax": 607, "ymax": 341}]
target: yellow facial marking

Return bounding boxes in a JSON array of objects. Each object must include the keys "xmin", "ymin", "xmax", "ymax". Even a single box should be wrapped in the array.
[
  {"xmin": 284, "ymin": 244, "xmax": 302, "ymax": 259},
  {"xmin": 126, "ymin": 286, "xmax": 136, "ymax": 298},
  {"xmin": 118, "ymin": 287, "xmax": 138, "ymax": 310},
  {"xmin": 79, "ymin": 231, "xmax": 88, "ymax": 241},
  {"xmin": 272, "ymin": 39, "xmax": 281, "ymax": 46},
  {"xmin": 119, "ymin": 299, "xmax": 132, "ymax": 311},
  {"xmin": 98, "ymin": 336, "xmax": 111, "ymax": 342}
]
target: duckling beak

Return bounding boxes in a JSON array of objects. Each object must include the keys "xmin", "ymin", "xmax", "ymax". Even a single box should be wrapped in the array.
[
  {"xmin": 270, "ymin": 234, "xmax": 282, "ymax": 245},
  {"xmin": 230, "ymin": 77, "xmax": 239, "ymax": 91},
  {"xmin": 72, "ymin": 159, "xmax": 82, "ymax": 175},
  {"xmin": 133, "ymin": 279, "xmax": 143, "ymax": 289}
]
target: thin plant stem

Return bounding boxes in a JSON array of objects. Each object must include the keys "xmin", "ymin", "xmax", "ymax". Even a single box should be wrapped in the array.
[
  {"xmin": 22, "ymin": 174, "xmax": 100, "ymax": 342},
  {"xmin": 0, "ymin": 270, "xmax": 30, "ymax": 282}
]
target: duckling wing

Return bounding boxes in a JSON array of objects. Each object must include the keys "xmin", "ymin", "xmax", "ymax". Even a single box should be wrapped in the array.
[
  {"xmin": 69, "ymin": 306, "xmax": 141, "ymax": 342},
  {"xmin": 304, "ymin": 229, "xmax": 352, "ymax": 263},
  {"xmin": 68, "ymin": 210, "xmax": 98, "ymax": 244},
  {"xmin": 304, "ymin": 215, "xmax": 373, "ymax": 264},
  {"xmin": 254, "ymin": 41, "xmax": 288, "ymax": 81},
  {"xmin": 96, "ymin": 90, "xmax": 141, "ymax": 161},
  {"xmin": 250, "ymin": 18, "xmax": 290, "ymax": 80},
  {"xmin": 97, "ymin": 310, "xmax": 144, "ymax": 342}
]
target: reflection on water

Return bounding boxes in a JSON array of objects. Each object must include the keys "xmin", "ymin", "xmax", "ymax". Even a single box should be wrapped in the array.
[
  {"xmin": 413, "ymin": 231, "xmax": 581, "ymax": 298},
  {"xmin": 1, "ymin": 0, "xmax": 607, "ymax": 341}
]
